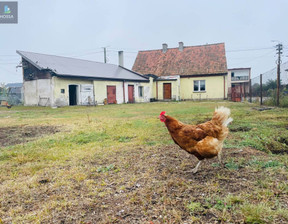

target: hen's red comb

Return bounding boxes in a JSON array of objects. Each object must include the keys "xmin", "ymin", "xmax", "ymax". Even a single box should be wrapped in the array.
[{"xmin": 160, "ymin": 111, "xmax": 166, "ymax": 116}]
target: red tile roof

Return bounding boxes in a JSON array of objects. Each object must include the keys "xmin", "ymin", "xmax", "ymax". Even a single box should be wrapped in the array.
[{"xmin": 132, "ymin": 43, "xmax": 228, "ymax": 77}]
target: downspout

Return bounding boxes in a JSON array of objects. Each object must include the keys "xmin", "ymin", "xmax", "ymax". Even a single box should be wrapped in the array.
[
  {"xmin": 156, "ymin": 81, "xmax": 158, "ymax": 100},
  {"xmin": 123, "ymin": 81, "xmax": 125, "ymax": 103},
  {"xmin": 93, "ymin": 82, "xmax": 96, "ymax": 105},
  {"xmin": 223, "ymin": 75, "xmax": 226, "ymax": 99}
]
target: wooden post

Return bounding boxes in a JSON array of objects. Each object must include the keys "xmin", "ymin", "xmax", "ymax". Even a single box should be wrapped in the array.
[{"xmin": 260, "ymin": 74, "xmax": 263, "ymax": 105}]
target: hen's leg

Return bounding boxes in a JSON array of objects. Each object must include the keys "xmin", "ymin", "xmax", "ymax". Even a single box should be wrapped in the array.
[
  {"xmin": 217, "ymin": 143, "xmax": 224, "ymax": 164},
  {"xmin": 217, "ymin": 152, "xmax": 222, "ymax": 163},
  {"xmin": 192, "ymin": 160, "xmax": 202, "ymax": 173}
]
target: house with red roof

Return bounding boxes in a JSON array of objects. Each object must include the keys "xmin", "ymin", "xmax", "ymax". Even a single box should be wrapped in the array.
[{"xmin": 132, "ymin": 42, "xmax": 228, "ymax": 101}]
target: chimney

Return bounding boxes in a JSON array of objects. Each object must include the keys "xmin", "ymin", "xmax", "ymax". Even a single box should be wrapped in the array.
[
  {"xmin": 179, "ymin": 42, "xmax": 184, "ymax": 52},
  {"xmin": 118, "ymin": 51, "xmax": 124, "ymax": 67},
  {"xmin": 162, "ymin": 43, "xmax": 168, "ymax": 53}
]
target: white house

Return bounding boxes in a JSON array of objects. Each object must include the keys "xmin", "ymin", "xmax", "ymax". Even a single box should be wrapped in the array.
[{"xmin": 17, "ymin": 51, "xmax": 152, "ymax": 107}]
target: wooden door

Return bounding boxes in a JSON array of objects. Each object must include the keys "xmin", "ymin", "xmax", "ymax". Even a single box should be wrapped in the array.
[
  {"xmin": 80, "ymin": 84, "xmax": 94, "ymax": 105},
  {"xmin": 128, "ymin": 85, "xmax": 134, "ymax": 103},
  {"xmin": 231, "ymin": 85, "xmax": 241, "ymax": 102},
  {"xmin": 163, "ymin": 83, "xmax": 171, "ymax": 100},
  {"xmin": 107, "ymin": 86, "xmax": 116, "ymax": 104}
]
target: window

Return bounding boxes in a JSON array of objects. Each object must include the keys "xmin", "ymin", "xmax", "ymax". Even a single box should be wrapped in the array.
[
  {"xmin": 61, "ymin": 89, "xmax": 65, "ymax": 94},
  {"xmin": 194, "ymin": 80, "xmax": 205, "ymax": 92},
  {"xmin": 138, "ymin": 86, "xmax": 143, "ymax": 97},
  {"xmin": 231, "ymin": 72, "xmax": 235, "ymax": 77}
]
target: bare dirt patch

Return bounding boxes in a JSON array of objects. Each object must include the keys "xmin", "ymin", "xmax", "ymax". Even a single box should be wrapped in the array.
[
  {"xmin": 0, "ymin": 125, "xmax": 60, "ymax": 147},
  {"xmin": 0, "ymin": 144, "xmax": 287, "ymax": 223},
  {"xmin": 72, "ymin": 146, "xmax": 286, "ymax": 223}
]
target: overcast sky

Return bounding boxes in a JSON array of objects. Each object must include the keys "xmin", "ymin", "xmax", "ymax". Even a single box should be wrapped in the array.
[{"xmin": 1, "ymin": 0, "xmax": 288, "ymax": 84}]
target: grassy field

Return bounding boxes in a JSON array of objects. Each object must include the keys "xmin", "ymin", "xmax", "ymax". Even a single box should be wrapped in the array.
[{"xmin": 0, "ymin": 101, "xmax": 287, "ymax": 223}]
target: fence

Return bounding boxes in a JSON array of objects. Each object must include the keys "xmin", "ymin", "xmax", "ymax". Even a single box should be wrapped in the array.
[
  {"xmin": 0, "ymin": 86, "xmax": 23, "ymax": 106},
  {"xmin": 250, "ymin": 61, "xmax": 288, "ymax": 107}
]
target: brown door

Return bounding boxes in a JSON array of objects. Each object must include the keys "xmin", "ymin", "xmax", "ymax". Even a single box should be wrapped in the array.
[
  {"xmin": 128, "ymin": 85, "xmax": 134, "ymax": 103},
  {"xmin": 231, "ymin": 85, "xmax": 241, "ymax": 102},
  {"xmin": 163, "ymin": 83, "xmax": 171, "ymax": 100},
  {"xmin": 107, "ymin": 86, "xmax": 116, "ymax": 104}
]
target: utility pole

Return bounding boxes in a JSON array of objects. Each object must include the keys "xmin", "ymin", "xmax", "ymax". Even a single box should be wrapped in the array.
[
  {"xmin": 260, "ymin": 74, "xmax": 263, "ymax": 105},
  {"xmin": 276, "ymin": 43, "xmax": 283, "ymax": 106},
  {"xmin": 103, "ymin": 47, "xmax": 107, "ymax": 63}
]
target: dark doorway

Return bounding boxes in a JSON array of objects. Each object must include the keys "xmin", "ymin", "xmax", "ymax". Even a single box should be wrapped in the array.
[
  {"xmin": 69, "ymin": 85, "xmax": 78, "ymax": 105},
  {"xmin": 107, "ymin": 86, "xmax": 117, "ymax": 104},
  {"xmin": 128, "ymin": 85, "xmax": 135, "ymax": 103},
  {"xmin": 163, "ymin": 83, "xmax": 171, "ymax": 100}
]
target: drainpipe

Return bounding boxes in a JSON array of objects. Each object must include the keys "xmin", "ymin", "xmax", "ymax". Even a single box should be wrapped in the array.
[
  {"xmin": 93, "ymin": 83, "xmax": 96, "ymax": 106},
  {"xmin": 123, "ymin": 81, "xmax": 125, "ymax": 103},
  {"xmin": 223, "ymin": 75, "xmax": 226, "ymax": 99},
  {"xmin": 156, "ymin": 81, "xmax": 158, "ymax": 100}
]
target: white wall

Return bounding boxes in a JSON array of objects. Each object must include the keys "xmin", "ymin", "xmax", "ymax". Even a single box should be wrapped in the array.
[
  {"xmin": 23, "ymin": 79, "xmax": 52, "ymax": 106},
  {"xmin": 228, "ymin": 69, "xmax": 251, "ymax": 88},
  {"xmin": 24, "ymin": 77, "xmax": 152, "ymax": 107},
  {"xmin": 53, "ymin": 77, "xmax": 93, "ymax": 106},
  {"xmin": 124, "ymin": 82, "xmax": 151, "ymax": 103},
  {"xmin": 94, "ymin": 80, "xmax": 151, "ymax": 104}
]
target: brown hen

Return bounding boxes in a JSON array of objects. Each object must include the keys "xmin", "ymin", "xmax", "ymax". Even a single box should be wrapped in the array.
[{"xmin": 159, "ymin": 107, "xmax": 233, "ymax": 173}]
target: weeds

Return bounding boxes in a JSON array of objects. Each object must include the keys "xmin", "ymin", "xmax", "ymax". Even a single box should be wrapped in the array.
[
  {"xmin": 225, "ymin": 159, "xmax": 240, "ymax": 170},
  {"xmin": 241, "ymin": 203, "xmax": 273, "ymax": 224},
  {"xmin": 97, "ymin": 164, "xmax": 115, "ymax": 173},
  {"xmin": 186, "ymin": 201, "xmax": 203, "ymax": 214}
]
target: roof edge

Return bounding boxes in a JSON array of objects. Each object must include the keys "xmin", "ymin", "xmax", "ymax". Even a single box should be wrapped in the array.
[
  {"xmin": 228, "ymin": 67, "xmax": 251, "ymax": 71},
  {"xmin": 55, "ymin": 74, "xmax": 150, "ymax": 82},
  {"xmin": 137, "ymin": 42, "xmax": 225, "ymax": 53},
  {"xmin": 16, "ymin": 50, "xmax": 115, "ymax": 66},
  {"xmin": 119, "ymin": 66, "xmax": 149, "ymax": 80},
  {"xmin": 16, "ymin": 50, "xmax": 42, "ymax": 70}
]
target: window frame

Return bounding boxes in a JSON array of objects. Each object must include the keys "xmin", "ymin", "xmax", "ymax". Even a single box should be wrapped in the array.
[
  {"xmin": 193, "ymin": 80, "xmax": 206, "ymax": 92},
  {"xmin": 138, "ymin": 86, "xmax": 144, "ymax": 97}
]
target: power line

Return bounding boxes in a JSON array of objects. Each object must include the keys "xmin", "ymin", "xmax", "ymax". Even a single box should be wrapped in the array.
[
  {"xmin": 67, "ymin": 51, "xmax": 103, "ymax": 58},
  {"xmin": 228, "ymin": 49, "xmax": 275, "ymax": 66},
  {"xmin": 0, "ymin": 65, "xmax": 20, "ymax": 76},
  {"xmin": 226, "ymin": 47, "xmax": 274, "ymax": 53},
  {"xmin": 0, "ymin": 62, "xmax": 18, "ymax": 65}
]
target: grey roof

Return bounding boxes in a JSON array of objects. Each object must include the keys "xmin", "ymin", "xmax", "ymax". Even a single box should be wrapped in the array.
[
  {"xmin": 16, "ymin": 50, "xmax": 148, "ymax": 82},
  {"xmin": 6, "ymin": 83, "xmax": 23, "ymax": 88}
]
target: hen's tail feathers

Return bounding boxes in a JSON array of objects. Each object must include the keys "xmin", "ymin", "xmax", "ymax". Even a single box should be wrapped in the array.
[{"xmin": 213, "ymin": 106, "xmax": 233, "ymax": 127}]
